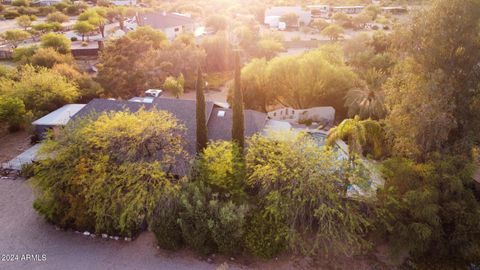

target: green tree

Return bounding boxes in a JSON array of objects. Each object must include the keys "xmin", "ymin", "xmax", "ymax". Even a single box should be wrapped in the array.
[
  {"xmin": 256, "ymin": 38, "xmax": 284, "ymax": 60},
  {"xmin": 321, "ymin": 24, "xmax": 344, "ymax": 41},
  {"xmin": 163, "ymin": 75, "xmax": 184, "ymax": 98},
  {"xmin": 280, "ymin": 12, "xmax": 299, "ymax": 27},
  {"xmin": 16, "ymin": 15, "xmax": 32, "ymax": 30},
  {"xmin": 32, "ymin": 109, "xmax": 187, "ymax": 237},
  {"xmin": 10, "ymin": 65, "xmax": 79, "ymax": 116},
  {"xmin": 231, "ymin": 51, "xmax": 244, "ymax": 150},
  {"xmin": 46, "ymin": 11, "xmax": 69, "ymax": 23},
  {"xmin": 0, "ymin": 96, "xmax": 29, "ymax": 132},
  {"xmin": 205, "ymin": 14, "xmax": 228, "ymax": 32},
  {"xmin": 40, "ymin": 32, "xmax": 71, "ymax": 54},
  {"xmin": 195, "ymin": 68, "xmax": 208, "ymax": 153},
  {"xmin": 238, "ymin": 58, "xmax": 270, "ymax": 112},
  {"xmin": 73, "ymin": 21, "xmax": 95, "ymax": 41},
  {"xmin": 384, "ymin": 59, "xmax": 455, "ymax": 160},
  {"xmin": 1, "ymin": 29, "xmax": 30, "ymax": 48},
  {"xmin": 245, "ymin": 133, "xmax": 373, "ymax": 261},
  {"xmin": 327, "ymin": 116, "xmax": 385, "ymax": 159},
  {"xmin": 97, "ymin": 26, "xmax": 169, "ymax": 98},
  {"xmin": 31, "ymin": 47, "xmax": 74, "ymax": 68},
  {"xmin": 376, "ymin": 156, "xmax": 480, "ymax": 268}
]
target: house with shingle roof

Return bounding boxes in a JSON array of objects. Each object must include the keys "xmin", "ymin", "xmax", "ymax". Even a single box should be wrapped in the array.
[{"xmin": 137, "ymin": 12, "xmax": 196, "ymax": 40}]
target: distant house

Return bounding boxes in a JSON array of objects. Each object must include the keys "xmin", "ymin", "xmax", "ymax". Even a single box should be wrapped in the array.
[
  {"xmin": 267, "ymin": 106, "xmax": 335, "ymax": 127},
  {"xmin": 264, "ymin": 6, "xmax": 312, "ymax": 28},
  {"xmin": 307, "ymin": 4, "xmax": 331, "ymax": 18},
  {"xmin": 33, "ymin": 98, "xmax": 265, "ymax": 169},
  {"xmin": 31, "ymin": 0, "xmax": 62, "ymax": 6},
  {"xmin": 110, "ymin": 0, "xmax": 136, "ymax": 6},
  {"xmin": 380, "ymin": 6, "xmax": 407, "ymax": 14},
  {"xmin": 32, "ymin": 104, "xmax": 86, "ymax": 139},
  {"xmin": 331, "ymin": 6, "xmax": 365, "ymax": 14},
  {"xmin": 70, "ymin": 41, "xmax": 103, "ymax": 58},
  {"xmin": 137, "ymin": 12, "xmax": 196, "ymax": 40}
]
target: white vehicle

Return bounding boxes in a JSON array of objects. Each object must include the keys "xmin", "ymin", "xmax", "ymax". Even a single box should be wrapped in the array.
[{"xmin": 145, "ymin": 89, "xmax": 163, "ymax": 97}]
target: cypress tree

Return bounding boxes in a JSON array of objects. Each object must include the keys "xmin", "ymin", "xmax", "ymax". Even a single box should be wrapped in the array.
[
  {"xmin": 196, "ymin": 67, "xmax": 208, "ymax": 153},
  {"xmin": 232, "ymin": 50, "xmax": 244, "ymax": 149}
]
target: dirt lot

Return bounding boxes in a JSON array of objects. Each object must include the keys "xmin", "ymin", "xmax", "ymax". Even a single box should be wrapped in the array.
[{"xmin": 0, "ymin": 129, "xmax": 32, "ymax": 165}]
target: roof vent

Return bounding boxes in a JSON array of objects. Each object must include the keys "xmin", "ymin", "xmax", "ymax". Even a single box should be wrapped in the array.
[{"xmin": 217, "ymin": 110, "xmax": 226, "ymax": 117}]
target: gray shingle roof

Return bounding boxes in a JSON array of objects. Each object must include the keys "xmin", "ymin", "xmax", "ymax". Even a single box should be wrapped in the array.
[
  {"xmin": 73, "ymin": 98, "xmax": 266, "ymax": 157},
  {"xmin": 207, "ymin": 107, "xmax": 267, "ymax": 142},
  {"xmin": 139, "ymin": 12, "xmax": 195, "ymax": 29}
]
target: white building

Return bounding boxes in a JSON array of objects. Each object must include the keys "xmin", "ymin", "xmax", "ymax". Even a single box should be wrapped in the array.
[
  {"xmin": 264, "ymin": 6, "xmax": 312, "ymax": 28},
  {"xmin": 138, "ymin": 12, "xmax": 196, "ymax": 40},
  {"xmin": 110, "ymin": 0, "xmax": 136, "ymax": 6},
  {"xmin": 267, "ymin": 106, "xmax": 335, "ymax": 126},
  {"xmin": 31, "ymin": 0, "xmax": 62, "ymax": 6},
  {"xmin": 331, "ymin": 6, "xmax": 365, "ymax": 14}
]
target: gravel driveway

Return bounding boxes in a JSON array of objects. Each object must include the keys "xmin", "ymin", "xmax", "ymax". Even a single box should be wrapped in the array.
[{"xmin": 0, "ymin": 179, "xmax": 230, "ymax": 270}]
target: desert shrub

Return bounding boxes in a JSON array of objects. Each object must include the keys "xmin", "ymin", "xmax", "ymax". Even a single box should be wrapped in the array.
[
  {"xmin": 12, "ymin": 0, "xmax": 29, "ymax": 7},
  {"xmin": 177, "ymin": 181, "xmax": 248, "ymax": 255},
  {"xmin": 70, "ymin": 36, "xmax": 77, "ymax": 41},
  {"xmin": 31, "ymin": 47, "xmax": 74, "ymax": 68},
  {"xmin": 150, "ymin": 190, "xmax": 184, "ymax": 250},
  {"xmin": 245, "ymin": 133, "xmax": 373, "ymax": 261},
  {"xmin": 244, "ymin": 210, "xmax": 289, "ymax": 258},
  {"xmin": 177, "ymin": 182, "xmax": 217, "ymax": 255},
  {"xmin": 4, "ymin": 10, "xmax": 20, "ymax": 19},
  {"xmin": 12, "ymin": 45, "xmax": 37, "ymax": 63},
  {"xmin": 193, "ymin": 141, "xmax": 245, "ymax": 200},
  {"xmin": 32, "ymin": 109, "xmax": 188, "ymax": 236},
  {"xmin": 0, "ymin": 95, "xmax": 30, "ymax": 132}
]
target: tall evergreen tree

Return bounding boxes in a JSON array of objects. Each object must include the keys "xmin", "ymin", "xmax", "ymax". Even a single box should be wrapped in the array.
[
  {"xmin": 196, "ymin": 68, "xmax": 208, "ymax": 152},
  {"xmin": 231, "ymin": 50, "xmax": 244, "ymax": 149}
]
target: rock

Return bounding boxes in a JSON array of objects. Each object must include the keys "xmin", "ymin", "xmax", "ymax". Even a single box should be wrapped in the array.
[
  {"xmin": 207, "ymin": 258, "xmax": 213, "ymax": 264},
  {"xmin": 83, "ymin": 231, "xmax": 90, "ymax": 236},
  {"xmin": 74, "ymin": 231, "xmax": 80, "ymax": 234},
  {"xmin": 102, "ymin": 234, "xmax": 108, "ymax": 239},
  {"xmin": 114, "ymin": 236, "xmax": 119, "ymax": 240},
  {"xmin": 156, "ymin": 246, "xmax": 160, "ymax": 249},
  {"xmin": 109, "ymin": 236, "xmax": 114, "ymax": 239},
  {"xmin": 90, "ymin": 234, "xmax": 96, "ymax": 238},
  {"xmin": 229, "ymin": 257, "xmax": 235, "ymax": 261},
  {"xmin": 55, "ymin": 226, "xmax": 60, "ymax": 231},
  {"xmin": 124, "ymin": 237, "xmax": 131, "ymax": 241}
]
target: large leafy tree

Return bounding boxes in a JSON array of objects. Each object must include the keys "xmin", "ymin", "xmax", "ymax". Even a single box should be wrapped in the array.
[
  {"xmin": 2, "ymin": 65, "xmax": 78, "ymax": 117},
  {"xmin": 376, "ymin": 156, "xmax": 480, "ymax": 268},
  {"xmin": 97, "ymin": 27, "xmax": 169, "ymax": 98},
  {"xmin": 1, "ymin": 29, "xmax": 30, "ymax": 48},
  {"xmin": 32, "ymin": 109, "xmax": 187, "ymax": 236},
  {"xmin": 388, "ymin": 0, "xmax": 480, "ymax": 155}
]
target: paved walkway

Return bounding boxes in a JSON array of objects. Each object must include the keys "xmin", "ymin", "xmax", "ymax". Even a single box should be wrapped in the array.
[{"xmin": 3, "ymin": 144, "xmax": 41, "ymax": 171}]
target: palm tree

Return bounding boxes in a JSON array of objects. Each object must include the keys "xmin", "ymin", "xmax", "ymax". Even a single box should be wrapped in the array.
[
  {"xmin": 344, "ymin": 87, "xmax": 386, "ymax": 119},
  {"xmin": 345, "ymin": 69, "xmax": 387, "ymax": 120},
  {"xmin": 326, "ymin": 116, "xmax": 384, "ymax": 159}
]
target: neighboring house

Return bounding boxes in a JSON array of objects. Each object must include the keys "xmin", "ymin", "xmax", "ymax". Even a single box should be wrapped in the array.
[
  {"xmin": 31, "ymin": 0, "xmax": 63, "ymax": 6},
  {"xmin": 264, "ymin": 6, "xmax": 312, "ymax": 28},
  {"xmin": 331, "ymin": 6, "xmax": 365, "ymax": 14},
  {"xmin": 70, "ymin": 41, "xmax": 103, "ymax": 58},
  {"xmin": 137, "ymin": 12, "xmax": 196, "ymax": 40},
  {"xmin": 267, "ymin": 106, "xmax": 335, "ymax": 127},
  {"xmin": 32, "ymin": 104, "xmax": 86, "ymax": 139},
  {"xmin": 307, "ymin": 4, "xmax": 331, "ymax": 18},
  {"xmin": 110, "ymin": 0, "xmax": 136, "ymax": 6},
  {"xmin": 380, "ymin": 6, "xmax": 407, "ymax": 14}
]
